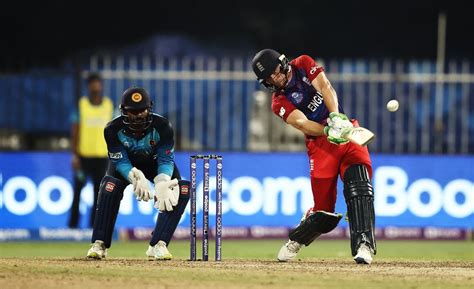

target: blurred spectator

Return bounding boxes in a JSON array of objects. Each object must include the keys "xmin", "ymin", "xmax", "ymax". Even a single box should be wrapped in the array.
[{"xmin": 68, "ymin": 73, "xmax": 113, "ymax": 228}]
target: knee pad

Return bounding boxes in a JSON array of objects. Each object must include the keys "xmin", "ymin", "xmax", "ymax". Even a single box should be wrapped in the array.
[
  {"xmin": 343, "ymin": 165, "xmax": 376, "ymax": 256},
  {"xmin": 150, "ymin": 180, "xmax": 190, "ymax": 245},
  {"xmin": 92, "ymin": 175, "xmax": 126, "ymax": 248}
]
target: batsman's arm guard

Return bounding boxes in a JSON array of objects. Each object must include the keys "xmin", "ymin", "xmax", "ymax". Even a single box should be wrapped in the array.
[{"xmin": 289, "ymin": 210, "xmax": 342, "ymax": 246}]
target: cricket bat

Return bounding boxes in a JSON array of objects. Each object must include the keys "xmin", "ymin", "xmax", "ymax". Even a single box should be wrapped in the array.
[{"xmin": 344, "ymin": 127, "xmax": 375, "ymax": 146}]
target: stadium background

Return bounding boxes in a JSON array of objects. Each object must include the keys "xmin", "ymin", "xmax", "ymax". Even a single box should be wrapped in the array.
[{"xmin": 0, "ymin": 1, "xmax": 473, "ymax": 242}]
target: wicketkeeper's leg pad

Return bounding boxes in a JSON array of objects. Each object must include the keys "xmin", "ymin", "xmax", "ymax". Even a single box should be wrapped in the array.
[
  {"xmin": 289, "ymin": 210, "xmax": 342, "ymax": 246},
  {"xmin": 343, "ymin": 164, "xmax": 376, "ymax": 256},
  {"xmin": 91, "ymin": 175, "xmax": 126, "ymax": 248}
]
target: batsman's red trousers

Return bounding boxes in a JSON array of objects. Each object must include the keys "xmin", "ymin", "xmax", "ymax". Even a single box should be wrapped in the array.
[{"xmin": 305, "ymin": 120, "xmax": 372, "ymax": 213}]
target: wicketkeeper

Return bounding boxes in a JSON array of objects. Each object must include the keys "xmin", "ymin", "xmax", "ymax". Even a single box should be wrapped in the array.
[{"xmin": 86, "ymin": 87, "xmax": 189, "ymax": 260}]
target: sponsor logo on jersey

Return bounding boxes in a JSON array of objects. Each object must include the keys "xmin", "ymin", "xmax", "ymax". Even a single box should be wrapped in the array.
[
  {"xmin": 180, "ymin": 185, "xmax": 189, "ymax": 195},
  {"xmin": 108, "ymin": 152, "xmax": 123, "ymax": 159},
  {"xmin": 310, "ymin": 66, "xmax": 318, "ymax": 75},
  {"xmin": 307, "ymin": 93, "xmax": 323, "ymax": 112},
  {"xmin": 302, "ymin": 77, "xmax": 312, "ymax": 86},
  {"xmin": 291, "ymin": 92, "xmax": 304, "ymax": 104},
  {"xmin": 279, "ymin": 107, "xmax": 286, "ymax": 118},
  {"xmin": 131, "ymin": 93, "xmax": 142, "ymax": 102},
  {"xmin": 105, "ymin": 182, "xmax": 115, "ymax": 192}
]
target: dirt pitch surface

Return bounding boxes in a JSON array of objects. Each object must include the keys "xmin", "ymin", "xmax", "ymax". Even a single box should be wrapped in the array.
[{"xmin": 1, "ymin": 257, "xmax": 472, "ymax": 289}]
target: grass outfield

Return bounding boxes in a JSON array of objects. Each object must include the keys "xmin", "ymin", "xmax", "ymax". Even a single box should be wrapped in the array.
[{"xmin": 1, "ymin": 240, "xmax": 473, "ymax": 289}]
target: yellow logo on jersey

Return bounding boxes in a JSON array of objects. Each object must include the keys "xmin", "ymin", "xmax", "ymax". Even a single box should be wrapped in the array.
[{"xmin": 131, "ymin": 93, "xmax": 142, "ymax": 102}]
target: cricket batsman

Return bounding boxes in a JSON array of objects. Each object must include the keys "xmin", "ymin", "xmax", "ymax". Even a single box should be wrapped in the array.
[
  {"xmin": 86, "ymin": 87, "xmax": 189, "ymax": 260},
  {"xmin": 252, "ymin": 49, "xmax": 376, "ymax": 264}
]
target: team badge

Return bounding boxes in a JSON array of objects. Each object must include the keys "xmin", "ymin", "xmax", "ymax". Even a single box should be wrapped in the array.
[
  {"xmin": 291, "ymin": 92, "xmax": 304, "ymax": 104},
  {"xmin": 150, "ymin": 140, "xmax": 155, "ymax": 146},
  {"xmin": 131, "ymin": 93, "xmax": 142, "ymax": 102}
]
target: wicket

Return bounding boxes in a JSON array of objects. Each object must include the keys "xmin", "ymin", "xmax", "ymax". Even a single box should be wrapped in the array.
[{"xmin": 190, "ymin": 154, "xmax": 223, "ymax": 261}]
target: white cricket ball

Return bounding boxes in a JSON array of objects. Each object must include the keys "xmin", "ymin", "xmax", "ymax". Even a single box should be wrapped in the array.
[{"xmin": 387, "ymin": 99, "xmax": 399, "ymax": 112}]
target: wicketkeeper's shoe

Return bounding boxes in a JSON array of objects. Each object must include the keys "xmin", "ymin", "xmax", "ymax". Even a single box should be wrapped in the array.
[
  {"xmin": 87, "ymin": 240, "xmax": 107, "ymax": 260},
  {"xmin": 146, "ymin": 245, "xmax": 156, "ymax": 260},
  {"xmin": 277, "ymin": 240, "xmax": 303, "ymax": 262},
  {"xmin": 354, "ymin": 243, "xmax": 373, "ymax": 264},
  {"xmin": 153, "ymin": 240, "xmax": 172, "ymax": 260}
]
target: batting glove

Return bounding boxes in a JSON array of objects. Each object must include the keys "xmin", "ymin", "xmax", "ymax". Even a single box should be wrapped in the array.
[
  {"xmin": 327, "ymin": 112, "xmax": 353, "ymax": 131},
  {"xmin": 324, "ymin": 126, "xmax": 350, "ymax": 145}
]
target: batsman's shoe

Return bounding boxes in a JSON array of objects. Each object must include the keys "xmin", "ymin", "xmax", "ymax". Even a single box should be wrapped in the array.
[
  {"xmin": 354, "ymin": 243, "xmax": 373, "ymax": 264},
  {"xmin": 154, "ymin": 241, "xmax": 172, "ymax": 260},
  {"xmin": 87, "ymin": 240, "xmax": 107, "ymax": 260},
  {"xmin": 277, "ymin": 240, "xmax": 303, "ymax": 262}
]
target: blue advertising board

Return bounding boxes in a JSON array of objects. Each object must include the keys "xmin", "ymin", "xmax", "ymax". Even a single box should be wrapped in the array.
[{"xmin": 0, "ymin": 152, "xmax": 472, "ymax": 229}]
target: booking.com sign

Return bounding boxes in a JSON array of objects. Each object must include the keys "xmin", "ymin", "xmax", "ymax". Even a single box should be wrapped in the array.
[{"xmin": 0, "ymin": 152, "xmax": 472, "ymax": 229}]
